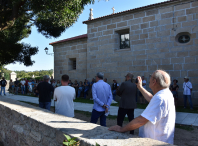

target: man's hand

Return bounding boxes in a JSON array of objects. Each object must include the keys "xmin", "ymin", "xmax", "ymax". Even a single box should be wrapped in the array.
[
  {"xmin": 102, "ymin": 104, "xmax": 108, "ymax": 109},
  {"xmin": 105, "ymin": 107, "xmax": 108, "ymax": 113},
  {"xmin": 108, "ymin": 125, "xmax": 122, "ymax": 132},
  {"xmin": 136, "ymin": 76, "xmax": 143, "ymax": 89}
]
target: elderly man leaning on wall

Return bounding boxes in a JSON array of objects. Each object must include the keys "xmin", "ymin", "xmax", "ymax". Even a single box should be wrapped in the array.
[{"xmin": 109, "ymin": 70, "xmax": 175, "ymax": 145}]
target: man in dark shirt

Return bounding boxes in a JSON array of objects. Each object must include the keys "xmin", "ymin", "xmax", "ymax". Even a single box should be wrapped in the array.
[
  {"xmin": 116, "ymin": 73, "xmax": 137, "ymax": 134},
  {"xmin": 14, "ymin": 78, "xmax": 20, "ymax": 95},
  {"xmin": 37, "ymin": 75, "xmax": 54, "ymax": 111},
  {"xmin": 0, "ymin": 77, "xmax": 7, "ymax": 96}
]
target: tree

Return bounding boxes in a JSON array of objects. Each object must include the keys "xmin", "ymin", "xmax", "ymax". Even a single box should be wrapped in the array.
[{"xmin": 0, "ymin": 0, "xmax": 103, "ymax": 66}]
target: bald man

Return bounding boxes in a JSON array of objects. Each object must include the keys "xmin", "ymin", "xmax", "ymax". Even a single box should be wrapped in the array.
[{"xmin": 109, "ymin": 70, "xmax": 175, "ymax": 144}]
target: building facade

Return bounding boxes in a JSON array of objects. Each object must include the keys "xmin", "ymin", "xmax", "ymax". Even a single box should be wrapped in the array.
[{"xmin": 50, "ymin": 0, "xmax": 198, "ymax": 105}]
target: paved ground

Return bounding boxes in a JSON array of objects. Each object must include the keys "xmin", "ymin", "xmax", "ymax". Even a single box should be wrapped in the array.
[{"xmin": 2, "ymin": 92, "xmax": 198, "ymax": 126}]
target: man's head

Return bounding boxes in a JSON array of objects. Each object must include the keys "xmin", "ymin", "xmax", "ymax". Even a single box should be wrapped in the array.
[
  {"xmin": 22, "ymin": 78, "xmax": 24, "ymax": 81},
  {"xmin": 16, "ymin": 78, "xmax": 18, "ymax": 81},
  {"xmin": 149, "ymin": 70, "xmax": 171, "ymax": 92},
  {"xmin": 96, "ymin": 72, "xmax": 104, "ymax": 82},
  {"xmin": 61, "ymin": 75, "xmax": 69, "ymax": 84},
  {"xmin": 125, "ymin": 73, "xmax": 133, "ymax": 81},
  {"xmin": 142, "ymin": 76, "xmax": 145, "ymax": 80},
  {"xmin": 113, "ymin": 80, "xmax": 117, "ymax": 83},
  {"xmin": 104, "ymin": 78, "xmax": 107, "ymax": 82},
  {"xmin": 43, "ymin": 75, "xmax": 50, "ymax": 82},
  {"xmin": 68, "ymin": 80, "xmax": 71, "ymax": 83},
  {"xmin": 184, "ymin": 76, "xmax": 189, "ymax": 82},
  {"xmin": 2, "ymin": 77, "xmax": 4, "ymax": 80}
]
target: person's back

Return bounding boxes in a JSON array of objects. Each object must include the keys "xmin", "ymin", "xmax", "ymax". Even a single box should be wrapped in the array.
[
  {"xmin": 54, "ymin": 86, "xmax": 75, "ymax": 117},
  {"xmin": 118, "ymin": 80, "xmax": 137, "ymax": 109},
  {"xmin": 37, "ymin": 81, "xmax": 54, "ymax": 102},
  {"xmin": 92, "ymin": 80, "xmax": 112, "ymax": 111}
]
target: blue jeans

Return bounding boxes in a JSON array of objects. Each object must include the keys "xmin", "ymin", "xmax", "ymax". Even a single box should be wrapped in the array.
[
  {"xmin": 15, "ymin": 87, "xmax": 19, "ymax": 95},
  {"xmin": 39, "ymin": 102, "xmax": 51, "ymax": 111},
  {"xmin": 90, "ymin": 109, "xmax": 106, "ymax": 127},
  {"xmin": 77, "ymin": 87, "xmax": 83, "ymax": 97},
  {"xmin": 21, "ymin": 86, "xmax": 25, "ymax": 94},
  {"xmin": 0, "ymin": 87, "xmax": 6, "ymax": 95},
  {"xmin": 184, "ymin": 95, "xmax": 193, "ymax": 109},
  {"xmin": 112, "ymin": 90, "xmax": 117, "ymax": 100},
  {"xmin": 84, "ymin": 88, "xmax": 89, "ymax": 99}
]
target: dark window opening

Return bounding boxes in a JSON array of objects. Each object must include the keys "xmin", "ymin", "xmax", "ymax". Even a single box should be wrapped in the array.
[
  {"xmin": 73, "ymin": 60, "xmax": 76, "ymax": 70},
  {"xmin": 178, "ymin": 35, "xmax": 190, "ymax": 44},
  {"xmin": 120, "ymin": 34, "xmax": 130, "ymax": 49}
]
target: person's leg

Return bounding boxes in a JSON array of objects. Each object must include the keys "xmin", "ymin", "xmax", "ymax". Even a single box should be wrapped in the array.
[
  {"xmin": 117, "ymin": 107, "xmax": 127, "ymax": 127},
  {"xmin": 90, "ymin": 109, "xmax": 100, "ymax": 124},
  {"xmin": 21, "ymin": 86, "xmax": 24, "ymax": 94},
  {"xmin": 39, "ymin": 102, "xmax": 45, "ymax": 109},
  {"xmin": 184, "ymin": 95, "xmax": 187, "ymax": 108},
  {"xmin": 44, "ymin": 102, "xmax": 51, "ymax": 111},
  {"xmin": 84, "ymin": 89, "xmax": 88, "ymax": 99},
  {"xmin": 187, "ymin": 95, "xmax": 193, "ymax": 109},
  {"xmin": 127, "ymin": 109, "xmax": 135, "ymax": 134},
  {"xmin": 77, "ymin": 89, "xmax": 81, "ymax": 98},
  {"xmin": 100, "ymin": 111, "xmax": 107, "ymax": 127},
  {"xmin": 112, "ymin": 90, "xmax": 116, "ymax": 100},
  {"xmin": 3, "ymin": 87, "xmax": 5, "ymax": 95}
]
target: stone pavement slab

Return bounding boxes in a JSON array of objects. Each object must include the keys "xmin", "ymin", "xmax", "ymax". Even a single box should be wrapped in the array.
[{"xmin": 2, "ymin": 93, "xmax": 198, "ymax": 127}]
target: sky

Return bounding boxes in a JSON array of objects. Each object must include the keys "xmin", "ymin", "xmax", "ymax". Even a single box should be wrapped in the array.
[{"xmin": 5, "ymin": 0, "xmax": 166, "ymax": 72}]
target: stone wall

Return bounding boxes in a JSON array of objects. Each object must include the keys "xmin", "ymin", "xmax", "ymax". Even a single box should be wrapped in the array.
[
  {"xmin": 85, "ymin": 0, "xmax": 198, "ymax": 105},
  {"xmin": 53, "ymin": 38, "xmax": 87, "ymax": 81},
  {"xmin": 0, "ymin": 97, "xmax": 172, "ymax": 146}
]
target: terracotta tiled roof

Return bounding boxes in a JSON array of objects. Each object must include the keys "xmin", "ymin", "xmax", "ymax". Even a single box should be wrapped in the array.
[
  {"xmin": 49, "ymin": 34, "xmax": 87, "ymax": 45},
  {"xmin": 83, "ymin": 0, "xmax": 178, "ymax": 24}
]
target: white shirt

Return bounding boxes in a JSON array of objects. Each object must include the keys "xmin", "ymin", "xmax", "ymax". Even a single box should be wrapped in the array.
[
  {"xmin": 142, "ymin": 80, "xmax": 146, "ymax": 89},
  {"xmin": 53, "ymin": 86, "xmax": 76, "ymax": 117},
  {"xmin": 20, "ymin": 80, "xmax": 26, "ymax": 86},
  {"xmin": 139, "ymin": 88, "xmax": 175, "ymax": 144},
  {"xmin": 183, "ymin": 81, "xmax": 192, "ymax": 95}
]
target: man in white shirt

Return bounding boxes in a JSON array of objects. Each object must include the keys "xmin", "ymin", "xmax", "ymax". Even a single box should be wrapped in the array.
[
  {"xmin": 53, "ymin": 74, "xmax": 76, "ymax": 117},
  {"xmin": 20, "ymin": 78, "xmax": 26, "ymax": 95},
  {"xmin": 109, "ymin": 70, "xmax": 175, "ymax": 144},
  {"xmin": 183, "ymin": 76, "xmax": 193, "ymax": 110}
]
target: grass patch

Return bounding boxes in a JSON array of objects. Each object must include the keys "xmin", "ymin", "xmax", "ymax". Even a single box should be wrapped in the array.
[{"xmin": 175, "ymin": 124, "xmax": 195, "ymax": 131}]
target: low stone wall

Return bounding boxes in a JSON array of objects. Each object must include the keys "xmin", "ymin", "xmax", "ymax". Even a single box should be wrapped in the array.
[{"xmin": 0, "ymin": 97, "xmax": 172, "ymax": 146}]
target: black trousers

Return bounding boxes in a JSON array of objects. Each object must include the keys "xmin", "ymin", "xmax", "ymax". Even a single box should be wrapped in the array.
[{"xmin": 117, "ymin": 107, "xmax": 134, "ymax": 134}]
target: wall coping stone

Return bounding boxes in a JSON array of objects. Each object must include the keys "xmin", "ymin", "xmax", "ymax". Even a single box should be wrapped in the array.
[{"xmin": 0, "ymin": 97, "xmax": 173, "ymax": 146}]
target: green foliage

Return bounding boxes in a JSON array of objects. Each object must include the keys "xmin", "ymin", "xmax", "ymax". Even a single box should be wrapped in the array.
[
  {"xmin": 63, "ymin": 134, "xmax": 80, "ymax": 146},
  {"xmin": 0, "ymin": 0, "xmax": 109, "ymax": 66}
]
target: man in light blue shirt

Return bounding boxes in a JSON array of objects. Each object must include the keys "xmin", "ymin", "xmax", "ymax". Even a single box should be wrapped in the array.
[{"xmin": 90, "ymin": 72, "xmax": 113, "ymax": 126}]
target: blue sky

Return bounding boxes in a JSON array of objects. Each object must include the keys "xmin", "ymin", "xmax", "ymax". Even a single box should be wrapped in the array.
[{"xmin": 5, "ymin": 0, "xmax": 165, "ymax": 71}]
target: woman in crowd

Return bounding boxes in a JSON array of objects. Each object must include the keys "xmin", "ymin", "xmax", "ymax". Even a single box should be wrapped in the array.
[
  {"xmin": 52, "ymin": 80, "xmax": 57, "ymax": 88},
  {"xmin": 28, "ymin": 79, "xmax": 33, "ymax": 95},
  {"xmin": 170, "ymin": 79, "xmax": 179, "ymax": 107},
  {"xmin": 56, "ymin": 80, "xmax": 61, "ymax": 87},
  {"xmin": 77, "ymin": 81, "xmax": 84, "ymax": 98},
  {"xmin": 9, "ymin": 79, "xmax": 15, "ymax": 94},
  {"xmin": 73, "ymin": 80, "xmax": 79, "ymax": 97}
]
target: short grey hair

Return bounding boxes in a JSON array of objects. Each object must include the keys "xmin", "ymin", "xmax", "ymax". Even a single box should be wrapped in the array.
[
  {"xmin": 43, "ymin": 75, "xmax": 50, "ymax": 81},
  {"xmin": 153, "ymin": 70, "xmax": 171, "ymax": 88},
  {"xmin": 97, "ymin": 72, "xmax": 104, "ymax": 79}
]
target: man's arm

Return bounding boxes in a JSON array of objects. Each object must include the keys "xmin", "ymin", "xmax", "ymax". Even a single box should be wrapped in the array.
[
  {"xmin": 136, "ymin": 76, "xmax": 153, "ymax": 102},
  {"xmin": 116, "ymin": 83, "xmax": 124, "ymax": 97},
  {"xmin": 107, "ymin": 85, "xmax": 113, "ymax": 107},
  {"xmin": 109, "ymin": 116, "xmax": 148, "ymax": 133}
]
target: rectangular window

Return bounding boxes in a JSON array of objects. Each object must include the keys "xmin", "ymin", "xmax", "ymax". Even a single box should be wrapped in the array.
[
  {"xmin": 120, "ymin": 33, "xmax": 130, "ymax": 49},
  {"xmin": 69, "ymin": 58, "xmax": 76, "ymax": 70},
  {"xmin": 73, "ymin": 60, "xmax": 76, "ymax": 70}
]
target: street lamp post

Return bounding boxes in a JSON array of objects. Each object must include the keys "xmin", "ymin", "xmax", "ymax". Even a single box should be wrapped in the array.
[{"xmin": 44, "ymin": 47, "xmax": 54, "ymax": 78}]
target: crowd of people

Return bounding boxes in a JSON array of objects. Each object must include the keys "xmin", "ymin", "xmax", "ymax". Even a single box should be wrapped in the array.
[{"xmin": 0, "ymin": 70, "xmax": 194, "ymax": 145}]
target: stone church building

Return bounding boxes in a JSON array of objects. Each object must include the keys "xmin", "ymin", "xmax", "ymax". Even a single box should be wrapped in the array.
[{"xmin": 50, "ymin": 0, "xmax": 198, "ymax": 105}]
